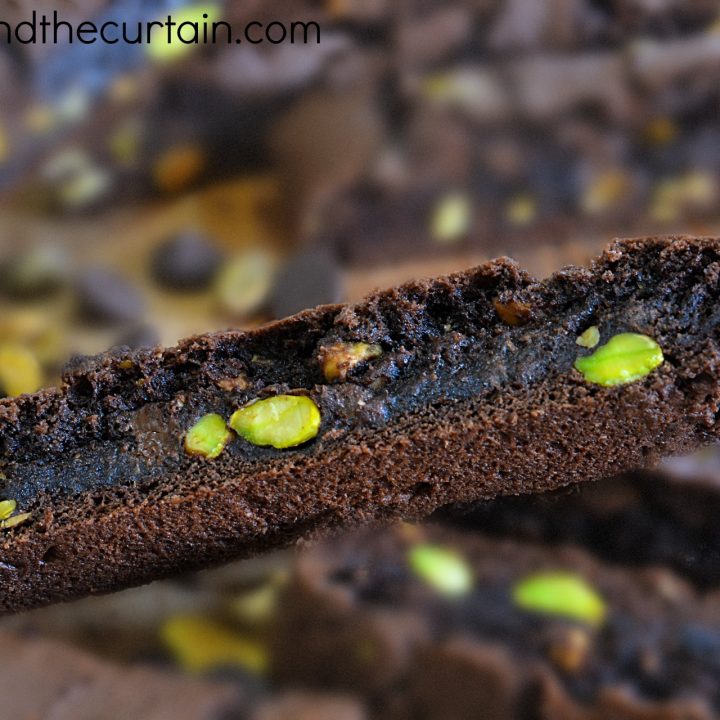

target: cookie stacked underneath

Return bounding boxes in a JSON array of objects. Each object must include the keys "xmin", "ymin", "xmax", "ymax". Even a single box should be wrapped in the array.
[
  {"xmin": 440, "ymin": 464, "xmax": 720, "ymax": 590},
  {"xmin": 272, "ymin": 522, "xmax": 720, "ymax": 719}
]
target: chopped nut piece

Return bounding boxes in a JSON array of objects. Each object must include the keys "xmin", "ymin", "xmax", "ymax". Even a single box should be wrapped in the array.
[
  {"xmin": 161, "ymin": 614, "xmax": 268, "ymax": 675},
  {"xmin": 431, "ymin": 193, "xmax": 472, "ymax": 245},
  {"xmin": 146, "ymin": 4, "xmax": 222, "ymax": 63},
  {"xmin": 214, "ymin": 250, "xmax": 274, "ymax": 318},
  {"xmin": 494, "ymin": 299, "xmax": 532, "ymax": 326},
  {"xmin": 576, "ymin": 326, "xmax": 600, "ymax": 349},
  {"xmin": 574, "ymin": 333, "xmax": 664, "ymax": 387},
  {"xmin": 319, "ymin": 342, "xmax": 382, "ymax": 383},
  {"xmin": 216, "ymin": 376, "xmax": 250, "ymax": 392},
  {"xmin": 506, "ymin": 194, "xmax": 536, "ymax": 227},
  {"xmin": 408, "ymin": 543, "xmax": 473, "ymax": 597},
  {"xmin": 229, "ymin": 580, "xmax": 283, "ymax": 625},
  {"xmin": 184, "ymin": 413, "xmax": 233, "ymax": 459},
  {"xmin": 1, "ymin": 512, "xmax": 31, "ymax": 530},
  {"xmin": 44, "ymin": 150, "xmax": 112, "ymax": 208},
  {"xmin": 0, "ymin": 344, "xmax": 43, "ymax": 397},
  {"xmin": 230, "ymin": 395, "xmax": 321, "ymax": 449},
  {"xmin": 1, "ymin": 245, "xmax": 71, "ymax": 298},
  {"xmin": 153, "ymin": 145, "xmax": 206, "ymax": 193},
  {"xmin": 0, "ymin": 500, "xmax": 17, "ymax": 521},
  {"xmin": 581, "ymin": 169, "xmax": 632, "ymax": 216},
  {"xmin": 512, "ymin": 572, "xmax": 607, "ymax": 627},
  {"xmin": 651, "ymin": 171, "xmax": 717, "ymax": 223},
  {"xmin": 548, "ymin": 627, "xmax": 591, "ymax": 673}
]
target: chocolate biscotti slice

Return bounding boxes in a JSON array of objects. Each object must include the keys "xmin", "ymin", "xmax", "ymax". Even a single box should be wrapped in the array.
[
  {"xmin": 1, "ymin": 235, "xmax": 720, "ymax": 612},
  {"xmin": 272, "ymin": 523, "xmax": 720, "ymax": 720},
  {"xmin": 439, "ymin": 456, "xmax": 720, "ymax": 589}
]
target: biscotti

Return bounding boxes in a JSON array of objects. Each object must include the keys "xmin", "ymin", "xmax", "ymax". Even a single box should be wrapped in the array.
[
  {"xmin": 272, "ymin": 523, "xmax": 720, "ymax": 719},
  {"xmin": 440, "ymin": 458, "xmax": 720, "ymax": 589},
  {"xmin": 1, "ymin": 236, "xmax": 719, "ymax": 612}
]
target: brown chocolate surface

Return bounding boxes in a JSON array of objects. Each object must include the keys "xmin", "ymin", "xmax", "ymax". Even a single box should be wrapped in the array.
[{"xmin": 0, "ymin": 235, "xmax": 719, "ymax": 612}]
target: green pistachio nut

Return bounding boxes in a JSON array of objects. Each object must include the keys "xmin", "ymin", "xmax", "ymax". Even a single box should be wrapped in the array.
[
  {"xmin": 512, "ymin": 572, "xmax": 607, "ymax": 627},
  {"xmin": 161, "ymin": 614, "xmax": 268, "ymax": 675},
  {"xmin": 184, "ymin": 413, "xmax": 233, "ymax": 459},
  {"xmin": 214, "ymin": 250, "xmax": 275, "ymax": 319},
  {"xmin": 147, "ymin": 4, "xmax": 221, "ymax": 63},
  {"xmin": 229, "ymin": 395, "xmax": 321, "ymax": 449},
  {"xmin": 0, "ymin": 343, "xmax": 43, "ymax": 397},
  {"xmin": 408, "ymin": 543, "xmax": 473, "ymax": 597},
  {"xmin": 576, "ymin": 326, "xmax": 600, "ymax": 349},
  {"xmin": 0, "ymin": 500, "xmax": 16, "ymax": 521},
  {"xmin": 431, "ymin": 193, "xmax": 472, "ymax": 245},
  {"xmin": 574, "ymin": 332, "xmax": 663, "ymax": 387},
  {"xmin": 1, "ymin": 512, "xmax": 31, "ymax": 529}
]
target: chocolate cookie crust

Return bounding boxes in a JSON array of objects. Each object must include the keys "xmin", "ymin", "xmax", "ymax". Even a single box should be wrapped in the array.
[{"xmin": 1, "ymin": 235, "xmax": 720, "ymax": 612}]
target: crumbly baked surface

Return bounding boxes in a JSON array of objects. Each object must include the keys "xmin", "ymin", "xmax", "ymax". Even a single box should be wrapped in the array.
[
  {"xmin": 272, "ymin": 523, "xmax": 720, "ymax": 719},
  {"xmin": 1, "ymin": 235, "xmax": 720, "ymax": 612}
]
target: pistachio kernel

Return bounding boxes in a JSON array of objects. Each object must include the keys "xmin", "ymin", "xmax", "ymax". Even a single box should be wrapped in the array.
[
  {"xmin": 229, "ymin": 395, "xmax": 321, "ymax": 449},
  {"xmin": 320, "ymin": 342, "xmax": 382, "ymax": 383},
  {"xmin": 146, "ymin": 4, "xmax": 222, "ymax": 63},
  {"xmin": 574, "ymin": 333, "xmax": 663, "ymax": 387},
  {"xmin": 0, "ymin": 500, "xmax": 17, "ymax": 521},
  {"xmin": 512, "ymin": 572, "xmax": 607, "ymax": 627},
  {"xmin": 184, "ymin": 413, "xmax": 233, "ymax": 459},
  {"xmin": 581, "ymin": 169, "xmax": 631, "ymax": 215},
  {"xmin": 548, "ymin": 627, "xmax": 591, "ymax": 674},
  {"xmin": 229, "ymin": 581, "xmax": 282, "ymax": 625},
  {"xmin": 408, "ymin": 543, "xmax": 473, "ymax": 597},
  {"xmin": 0, "ymin": 344, "xmax": 43, "ymax": 397},
  {"xmin": 506, "ymin": 194, "xmax": 537, "ymax": 227},
  {"xmin": 214, "ymin": 250, "xmax": 275, "ymax": 319},
  {"xmin": 576, "ymin": 326, "xmax": 600, "ymax": 349},
  {"xmin": 431, "ymin": 193, "xmax": 472, "ymax": 245},
  {"xmin": 161, "ymin": 614, "xmax": 268, "ymax": 675},
  {"xmin": 494, "ymin": 299, "xmax": 532, "ymax": 327},
  {"xmin": 1, "ymin": 512, "xmax": 31, "ymax": 530}
]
